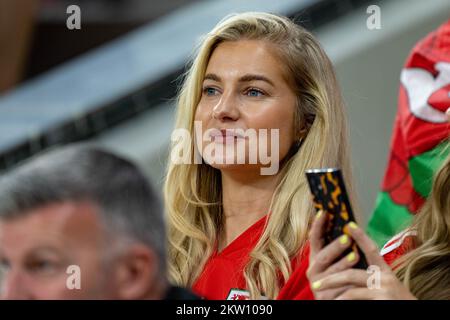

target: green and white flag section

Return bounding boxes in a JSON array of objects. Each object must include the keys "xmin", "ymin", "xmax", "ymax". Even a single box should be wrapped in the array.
[{"xmin": 367, "ymin": 20, "xmax": 450, "ymax": 248}]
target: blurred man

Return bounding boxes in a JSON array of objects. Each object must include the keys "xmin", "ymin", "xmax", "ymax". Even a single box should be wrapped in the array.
[{"xmin": 0, "ymin": 144, "xmax": 196, "ymax": 299}]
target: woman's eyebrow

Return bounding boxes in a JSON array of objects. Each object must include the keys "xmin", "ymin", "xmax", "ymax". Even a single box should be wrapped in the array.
[
  {"xmin": 203, "ymin": 73, "xmax": 221, "ymax": 82},
  {"xmin": 239, "ymin": 74, "xmax": 275, "ymax": 87},
  {"xmin": 203, "ymin": 73, "xmax": 275, "ymax": 87}
]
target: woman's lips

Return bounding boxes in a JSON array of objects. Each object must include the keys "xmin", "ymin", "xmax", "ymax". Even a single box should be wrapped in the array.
[
  {"xmin": 209, "ymin": 129, "xmax": 245, "ymax": 144},
  {"xmin": 213, "ymin": 135, "xmax": 239, "ymax": 144}
]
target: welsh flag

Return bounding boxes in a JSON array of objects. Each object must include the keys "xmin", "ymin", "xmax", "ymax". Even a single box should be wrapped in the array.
[{"xmin": 367, "ymin": 20, "xmax": 450, "ymax": 248}]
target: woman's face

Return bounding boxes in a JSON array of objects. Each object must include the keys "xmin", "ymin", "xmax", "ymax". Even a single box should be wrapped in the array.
[{"xmin": 194, "ymin": 40, "xmax": 298, "ymax": 175}]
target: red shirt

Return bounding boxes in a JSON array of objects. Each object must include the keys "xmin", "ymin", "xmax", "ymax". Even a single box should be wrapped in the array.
[
  {"xmin": 192, "ymin": 216, "xmax": 314, "ymax": 300},
  {"xmin": 381, "ymin": 230, "xmax": 417, "ymax": 266}
]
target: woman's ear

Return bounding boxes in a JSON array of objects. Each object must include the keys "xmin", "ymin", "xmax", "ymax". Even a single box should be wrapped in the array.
[
  {"xmin": 294, "ymin": 126, "xmax": 308, "ymax": 146},
  {"xmin": 298, "ymin": 128, "xmax": 307, "ymax": 140},
  {"xmin": 113, "ymin": 244, "xmax": 160, "ymax": 300}
]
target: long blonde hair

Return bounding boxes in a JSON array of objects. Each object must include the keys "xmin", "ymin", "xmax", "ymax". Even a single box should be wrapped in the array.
[
  {"xmin": 394, "ymin": 143, "xmax": 450, "ymax": 299},
  {"xmin": 164, "ymin": 12, "xmax": 356, "ymax": 299}
]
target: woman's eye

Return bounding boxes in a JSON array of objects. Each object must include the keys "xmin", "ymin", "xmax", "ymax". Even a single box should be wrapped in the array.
[
  {"xmin": 245, "ymin": 88, "xmax": 264, "ymax": 97},
  {"xmin": 203, "ymin": 87, "xmax": 219, "ymax": 96}
]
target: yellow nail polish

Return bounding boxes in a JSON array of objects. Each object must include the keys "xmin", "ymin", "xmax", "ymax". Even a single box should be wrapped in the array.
[
  {"xmin": 315, "ymin": 211, "xmax": 322, "ymax": 220},
  {"xmin": 348, "ymin": 222, "xmax": 358, "ymax": 230},
  {"xmin": 312, "ymin": 281, "xmax": 321, "ymax": 289},
  {"xmin": 339, "ymin": 234, "xmax": 348, "ymax": 245},
  {"xmin": 347, "ymin": 252, "xmax": 356, "ymax": 262}
]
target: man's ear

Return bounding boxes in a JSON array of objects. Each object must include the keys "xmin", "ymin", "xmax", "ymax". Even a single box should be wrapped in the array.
[{"xmin": 113, "ymin": 244, "xmax": 159, "ymax": 300}]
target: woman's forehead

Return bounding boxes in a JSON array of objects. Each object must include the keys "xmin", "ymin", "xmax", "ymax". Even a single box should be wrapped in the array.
[{"xmin": 205, "ymin": 40, "xmax": 287, "ymax": 79}]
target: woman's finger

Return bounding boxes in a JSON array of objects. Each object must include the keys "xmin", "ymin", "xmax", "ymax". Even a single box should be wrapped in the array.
[
  {"xmin": 322, "ymin": 248, "xmax": 360, "ymax": 277},
  {"xmin": 345, "ymin": 222, "xmax": 389, "ymax": 270},
  {"xmin": 336, "ymin": 287, "xmax": 377, "ymax": 300},
  {"xmin": 313, "ymin": 285, "xmax": 355, "ymax": 300},
  {"xmin": 309, "ymin": 210, "xmax": 327, "ymax": 257},
  {"xmin": 309, "ymin": 233, "xmax": 352, "ymax": 275},
  {"xmin": 312, "ymin": 268, "xmax": 368, "ymax": 292}
]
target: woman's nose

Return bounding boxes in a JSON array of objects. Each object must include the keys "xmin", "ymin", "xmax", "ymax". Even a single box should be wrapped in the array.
[{"xmin": 212, "ymin": 93, "xmax": 240, "ymax": 122}]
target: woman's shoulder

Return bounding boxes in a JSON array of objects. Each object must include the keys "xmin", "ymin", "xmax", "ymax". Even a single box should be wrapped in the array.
[{"xmin": 380, "ymin": 229, "xmax": 417, "ymax": 266}]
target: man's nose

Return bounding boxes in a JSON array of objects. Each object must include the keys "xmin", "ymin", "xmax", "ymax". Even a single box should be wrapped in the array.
[
  {"xmin": 212, "ymin": 92, "xmax": 240, "ymax": 122},
  {"xmin": 1, "ymin": 269, "xmax": 30, "ymax": 300}
]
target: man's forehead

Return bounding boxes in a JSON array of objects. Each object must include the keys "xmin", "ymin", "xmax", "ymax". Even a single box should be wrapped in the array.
[
  {"xmin": 0, "ymin": 201, "xmax": 103, "ymax": 252},
  {"xmin": 2, "ymin": 201, "xmax": 98, "ymax": 226}
]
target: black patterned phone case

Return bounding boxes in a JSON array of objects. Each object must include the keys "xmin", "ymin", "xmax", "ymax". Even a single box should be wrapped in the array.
[{"xmin": 305, "ymin": 168, "xmax": 368, "ymax": 269}]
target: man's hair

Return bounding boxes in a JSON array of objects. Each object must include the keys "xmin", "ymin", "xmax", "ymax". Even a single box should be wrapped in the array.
[{"xmin": 0, "ymin": 143, "xmax": 166, "ymax": 273}]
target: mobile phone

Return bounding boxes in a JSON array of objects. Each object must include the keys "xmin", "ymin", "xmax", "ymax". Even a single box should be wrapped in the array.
[{"xmin": 305, "ymin": 168, "xmax": 368, "ymax": 269}]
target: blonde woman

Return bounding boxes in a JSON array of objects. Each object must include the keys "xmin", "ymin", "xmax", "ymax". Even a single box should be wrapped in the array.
[
  {"xmin": 307, "ymin": 141, "xmax": 450, "ymax": 299},
  {"xmin": 164, "ymin": 12, "xmax": 356, "ymax": 300}
]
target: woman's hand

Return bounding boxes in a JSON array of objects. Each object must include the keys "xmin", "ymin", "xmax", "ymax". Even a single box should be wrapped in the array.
[
  {"xmin": 307, "ymin": 211, "xmax": 417, "ymax": 300},
  {"xmin": 307, "ymin": 210, "xmax": 361, "ymax": 300}
]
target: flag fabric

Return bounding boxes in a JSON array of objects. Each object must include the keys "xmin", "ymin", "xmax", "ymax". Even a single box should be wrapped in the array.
[{"xmin": 367, "ymin": 20, "xmax": 450, "ymax": 248}]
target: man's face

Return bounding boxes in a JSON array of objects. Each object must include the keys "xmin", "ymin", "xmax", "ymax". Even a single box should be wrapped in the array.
[{"xmin": 0, "ymin": 201, "xmax": 114, "ymax": 299}]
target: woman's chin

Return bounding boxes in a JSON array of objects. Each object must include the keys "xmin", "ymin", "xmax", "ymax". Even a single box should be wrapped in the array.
[
  {"xmin": 203, "ymin": 152, "xmax": 244, "ymax": 166},
  {"xmin": 204, "ymin": 158, "xmax": 266, "ymax": 174}
]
